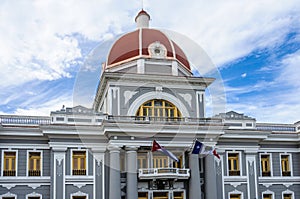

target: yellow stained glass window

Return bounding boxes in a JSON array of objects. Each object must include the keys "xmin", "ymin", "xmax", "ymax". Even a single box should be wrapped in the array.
[
  {"xmin": 72, "ymin": 151, "xmax": 86, "ymax": 175},
  {"xmin": 228, "ymin": 153, "xmax": 240, "ymax": 176},
  {"xmin": 261, "ymin": 154, "xmax": 271, "ymax": 176},
  {"xmin": 3, "ymin": 152, "xmax": 16, "ymax": 176},
  {"xmin": 281, "ymin": 155, "xmax": 291, "ymax": 176},
  {"xmin": 136, "ymin": 99, "xmax": 181, "ymax": 118},
  {"xmin": 28, "ymin": 152, "xmax": 41, "ymax": 176}
]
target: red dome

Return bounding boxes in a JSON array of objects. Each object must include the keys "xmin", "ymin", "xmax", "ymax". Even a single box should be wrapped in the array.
[{"xmin": 106, "ymin": 28, "xmax": 191, "ymax": 71}]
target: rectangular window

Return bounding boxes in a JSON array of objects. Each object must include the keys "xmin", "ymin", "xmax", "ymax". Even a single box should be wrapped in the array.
[
  {"xmin": 230, "ymin": 194, "xmax": 241, "ymax": 199},
  {"xmin": 173, "ymin": 153, "xmax": 183, "ymax": 168},
  {"xmin": 28, "ymin": 197, "xmax": 41, "ymax": 199},
  {"xmin": 153, "ymin": 155, "xmax": 168, "ymax": 168},
  {"xmin": 174, "ymin": 192, "xmax": 184, "ymax": 199},
  {"xmin": 72, "ymin": 197, "xmax": 86, "ymax": 199},
  {"xmin": 3, "ymin": 197, "xmax": 16, "ymax": 199},
  {"xmin": 3, "ymin": 152, "xmax": 16, "ymax": 176},
  {"xmin": 228, "ymin": 153, "xmax": 240, "ymax": 176},
  {"xmin": 263, "ymin": 194, "xmax": 272, "ymax": 199},
  {"xmin": 138, "ymin": 192, "xmax": 148, "ymax": 199},
  {"xmin": 283, "ymin": 193, "xmax": 292, "ymax": 199},
  {"xmin": 137, "ymin": 152, "xmax": 148, "ymax": 169},
  {"xmin": 261, "ymin": 154, "xmax": 271, "ymax": 177},
  {"xmin": 153, "ymin": 192, "xmax": 168, "ymax": 199},
  {"xmin": 281, "ymin": 154, "xmax": 291, "ymax": 176},
  {"xmin": 72, "ymin": 151, "xmax": 86, "ymax": 175},
  {"xmin": 28, "ymin": 152, "xmax": 41, "ymax": 176}
]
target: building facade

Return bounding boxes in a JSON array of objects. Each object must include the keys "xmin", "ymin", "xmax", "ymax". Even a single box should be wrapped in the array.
[{"xmin": 0, "ymin": 10, "xmax": 299, "ymax": 199}]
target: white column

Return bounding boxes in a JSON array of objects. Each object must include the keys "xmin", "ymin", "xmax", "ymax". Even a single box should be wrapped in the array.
[
  {"xmin": 189, "ymin": 153, "xmax": 202, "ymax": 199},
  {"xmin": 125, "ymin": 146, "xmax": 138, "ymax": 199},
  {"xmin": 108, "ymin": 146, "xmax": 121, "ymax": 199}
]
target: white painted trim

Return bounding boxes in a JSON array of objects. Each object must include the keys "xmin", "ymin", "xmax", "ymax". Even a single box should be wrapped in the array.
[
  {"xmin": 262, "ymin": 189, "xmax": 274, "ymax": 199},
  {"xmin": 70, "ymin": 191, "xmax": 89, "ymax": 199},
  {"xmin": 226, "ymin": 151, "xmax": 242, "ymax": 177},
  {"xmin": 0, "ymin": 192, "xmax": 17, "ymax": 199},
  {"xmin": 0, "ymin": 144, "xmax": 49, "ymax": 149},
  {"xmin": 1, "ymin": 149, "xmax": 18, "ymax": 177},
  {"xmin": 228, "ymin": 189, "xmax": 244, "ymax": 199},
  {"xmin": 26, "ymin": 192, "xmax": 42, "ymax": 199},
  {"xmin": 279, "ymin": 153, "xmax": 293, "ymax": 177},
  {"xmin": 70, "ymin": 149, "xmax": 89, "ymax": 177},
  {"xmin": 259, "ymin": 153, "xmax": 273, "ymax": 177},
  {"xmin": 127, "ymin": 91, "xmax": 190, "ymax": 117},
  {"xmin": 220, "ymin": 155, "xmax": 225, "ymax": 199},
  {"xmin": 26, "ymin": 150, "xmax": 43, "ymax": 177},
  {"xmin": 196, "ymin": 91, "xmax": 204, "ymax": 118},
  {"xmin": 53, "ymin": 151, "xmax": 66, "ymax": 199},
  {"xmin": 246, "ymin": 155, "xmax": 258, "ymax": 199},
  {"xmin": 282, "ymin": 189, "xmax": 294, "ymax": 199}
]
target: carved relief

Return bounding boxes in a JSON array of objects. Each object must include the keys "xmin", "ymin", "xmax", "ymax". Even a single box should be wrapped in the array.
[
  {"xmin": 124, "ymin": 90, "xmax": 138, "ymax": 105},
  {"xmin": 179, "ymin": 93, "xmax": 192, "ymax": 107}
]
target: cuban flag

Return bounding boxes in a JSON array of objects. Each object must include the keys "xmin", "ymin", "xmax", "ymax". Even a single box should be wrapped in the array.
[
  {"xmin": 151, "ymin": 140, "xmax": 179, "ymax": 162},
  {"xmin": 191, "ymin": 140, "xmax": 203, "ymax": 154}
]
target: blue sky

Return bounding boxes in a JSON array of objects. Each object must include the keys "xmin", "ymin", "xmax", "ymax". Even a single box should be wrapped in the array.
[{"xmin": 0, "ymin": 0, "xmax": 299, "ymax": 123}]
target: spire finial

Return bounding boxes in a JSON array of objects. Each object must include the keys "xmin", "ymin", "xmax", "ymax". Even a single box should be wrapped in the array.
[{"xmin": 135, "ymin": 8, "xmax": 150, "ymax": 28}]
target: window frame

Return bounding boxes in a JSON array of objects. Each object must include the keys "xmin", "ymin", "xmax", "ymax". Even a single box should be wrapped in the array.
[
  {"xmin": 26, "ymin": 192, "xmax": 42, "ymax": 199},
  {"xmin": 70, "ymin": 191, "xmax": 88, "ymax": 199},
  {"xmin": 228, "ymin": 190, "xmax": 243, "ymax": 199},
  {"xmin": 71, "ymin": 149, "xmax": 88, "ymax": 176},
  {"xmin": 282, "ymin": 190, "xmax": 294, "ymax": 199},
  {"xmin": 1, "ymin": 150, "xmax": 18, "ymax": 177},
  {"xmin": 226, "ymin": 151, "xmax": 242, "ymax": 176},
  {"xmin": 259, "ymin": 153, "xmax": 273, "ymax": 177},
  {"xmin": 262, "ymin": 190, "xmax": 274, "ymax": 199},
  {"xmin": 280, "ymin": 153, "xmax": 293, "ymax": 177},
  {"xmin": 27, "ymin": 150, "xmax": 43, "ymax": 177},
  {"xmin": 0, "ymin": 192, "xmax": 17, "ymax": 199}
]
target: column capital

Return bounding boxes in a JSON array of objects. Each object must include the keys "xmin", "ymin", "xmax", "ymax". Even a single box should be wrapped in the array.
[
  {"xmin": 125, "ymin": 145, "xmax": 139, "ymax": 151},
  {"xmin": 107, "ymin": 144, "xmax": 122, "ymax": 152}
]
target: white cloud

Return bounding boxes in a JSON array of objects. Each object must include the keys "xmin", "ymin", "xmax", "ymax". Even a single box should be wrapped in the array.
[{"xmin": 241, "ymin": 73, "xmax": 247, "ymax": 78}]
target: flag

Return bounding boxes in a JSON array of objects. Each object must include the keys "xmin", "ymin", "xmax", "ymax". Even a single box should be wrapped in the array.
[
  {"xmin": 191, "ymin": 140, "xmax": 203, "ymax": 154},
  {"xmin": 201, "ymin": 145, "xmax": 213, "ymax": 155},
  {"xmin": 151, "ymin": 140, "xmax": 179, "ymax": 162},
  {"xmin": 212, "ymin": 148, "xmax": 220, "ymax": 159}
]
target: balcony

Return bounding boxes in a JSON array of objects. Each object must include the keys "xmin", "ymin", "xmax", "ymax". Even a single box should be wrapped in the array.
[
  {"xmin": 138, "ymin": 168, "xmax": 190, "ymax": 180},
  {"xmin": 29, "ymin": 170, "xmax": 41, "ymax": 176},
  {"xmin": 282, "ymin": 171, "xmax": 291, "ymax": 176},
  {"xmin": 72, "ymin": 169, "xmax": 86, "ymax": 175},
  {"xmin": 262, "ymin": 171, "xmax": 271, "ymax": 177},
  {"xmin": 3, "ymin": 170, "xmax": 16, "ymax": 176},
  {"xmin": 229, "ymin": 170, "xmax": 240, "ymax": 176}
]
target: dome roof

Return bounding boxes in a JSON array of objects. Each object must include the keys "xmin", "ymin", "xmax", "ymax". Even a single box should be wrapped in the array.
[{"xmin": 106, "ymin": 28, "xmax": 191, "ymax": 71}]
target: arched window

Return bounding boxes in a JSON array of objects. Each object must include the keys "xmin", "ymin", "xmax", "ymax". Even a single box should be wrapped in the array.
[{"xmin": 136, "ymin": 99, "xmax": 181, "ymax": 118}]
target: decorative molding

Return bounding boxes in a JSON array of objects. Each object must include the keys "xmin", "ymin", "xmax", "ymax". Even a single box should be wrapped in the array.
[
  {"xmin": 74, "ymin": 183, "xmax": 86, "ymax": 189},
  {"xmin": 2, "ymin": 184, "xmax": 16, "ymax": 190},
  {"xmin": 262, "ymin": 183, "xmax": 272, "ymax": 188},
  {"xmin": 124, "ymin": 91, "xmax": 138, "ymax": 104},
  {"xmin": 28, "ymin": 184, "xmax": 41, "ymax": 189},
  {"xmin": 55, "ymin": 153, "xmax": 65, "ymax": 166},
  {"xmin": 0, "ymin": 192, "xmax": 17, "ymax": 198},
  {"xmin": 179, "ymin": 93, "xmax": 192, "ymax": 107},
  {"xmin": 155, "ymin": 86, "xmax": 163, "ymax": 99},
  {"xmin": 283, "ymin": 183, "xmax": 293, "ymax": 188},
  {"xmin": 230, "ymin": 182, "xmax": 242, "ymax": 188}
]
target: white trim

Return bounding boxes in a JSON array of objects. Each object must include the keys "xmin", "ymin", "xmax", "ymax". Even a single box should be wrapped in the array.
[
  {"xmin": 0, "ymin": 192, "xmax": 17, "ymax": 199},
  {"xmin": 70, "ymin": 149, "xmax": 89, "ymax": 177},
  {"xmin": 53, "ymin": 151, "xmax": 66, "ymax": 199},
  {"xmin": 279, "ymin": 153, "xmax": 293, "ymax": 177},
  {"xmin": 1, "ymin": 149, "xmax": 18, "ymax": 177},
  {"xmin": 127, "ymin": 91, "xmax": 190, "ymax": 117},
  {"xmin": 282, "ymin": 189, "xmax": 294, "ymax": 199},
  {"xmin": 26, "ymin": 150, "xmax": 43, "ymax": 177},
  {"xmin": 70, "ymin": 191, "xmax": 89, "ymax": 199},
  {"xmin": 246, "ymin": 155, "xmax": 258, "ymax": 199},
  {"xmin": 196, "ymin": 91, "xmax": 205, "ymax": 118},
  {"xmin": 228, "ymin": 189, "xmax": 244, "ymax": 199},
  {"xmin": 26, "ymin": 192, "xmax": 42, "ymax": 199},
  {"xmin": 259, "ymin": 153, "xmax": 273, "ymax": 177},
  {"xmin": 262, "ymin": 189, "xmax": 274, "ymax": 199},
  {"xmin": 226, "ymin": 151, "xmax": 242, "ymax": 177}
]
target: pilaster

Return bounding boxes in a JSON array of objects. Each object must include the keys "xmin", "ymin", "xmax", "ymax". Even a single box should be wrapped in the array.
[{"xmin": 189, "ymin": 153, "xmax": 202, "ymax": 199}]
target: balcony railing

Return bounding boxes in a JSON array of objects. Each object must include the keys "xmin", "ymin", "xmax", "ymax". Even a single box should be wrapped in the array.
[
  {"xmin": 107, "ymin": 115, "xmax": 223, "ymax": 125},
  {"xmin": 138, "ymin": 168, "xmax": 190, "ymax": 179},
  {"xmin": 72, "ymin": 169, "xmax": 86, "ymax": 175},
  {"xmin": 229, "ymin": 170, "xmax": 240, "ymax": 176},
  {"xmin": 0, "ymin": 115, "xmax": 51, "ymax": 125},
  {"xmin": 282, "ymin": 171, "xmax": 291, "ymax": 176},
  {"xmin": 3, "ymin": 170, "xmax": 16, "ymax": 176},
  {"xmin": 262, "ymin": 171, "xmax": 271, "ymax": 177},
  {"xmin": 29, "ymin": 170, "xmax": 41, "ymax": 176}
]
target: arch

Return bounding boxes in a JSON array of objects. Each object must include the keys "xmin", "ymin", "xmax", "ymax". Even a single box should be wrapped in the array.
[
  {"xmin": 228, "ymin": 189, "xmax": 244, "ymax": 199},
  {"xmin": 1, "ymin": 192, "xmax": 17, "ymax": 199},
  {"xmin": 282, "ymin": 189, "xmax": 294, "ymax": 199},
  {"xmin": 127, "ymin": 91, "xmax": 189, "ymax": 117},
  {"xmin": 262, "ymin": 190, "xmax": 274, "ymax": 199},
  {"xmin": 70, "ymin": 191, "xmax": 89, "ymax": 199}
]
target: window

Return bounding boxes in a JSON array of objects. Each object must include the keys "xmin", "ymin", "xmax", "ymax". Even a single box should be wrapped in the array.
[
  {"xmin": 138, "ymin": 192, "xmax": 148, "ymax": 199},
  {"xmin": 283, "ymin": 193, "xmax": 292, "ymax": 199},
  {"xmin": 3, "ymin": 197, "xmax": 16, "ymax": 199},
  {"xmin": 28, "ymin": 152, "xmax": 41, "ymax": 176},
  {"xmin": 174, "ymin": 192, "xmax": 184, "ymax": 199},
  {"xmin": 230, "ymin": 194, "xmax": 241, "ymax": 199},
  {"xmin": 281, "ymin": 154, "xmax": 291, "ymax": 176},
  {"xmin": 3, "ymin": 151, "xmax": 16, "ymax": 176},
  {"xmin": 173, "ymin": 153, "xmax": 183, "ymax": 168},
  {"xmin": 153, "ymin": 155, "xmax": 168, "ymax": 168},
  {"xmin": 153, "ymin": 192, "xmax": 168, "ymax": 199},
  {"xmin": 136, "ymin": 99, "xmax": 181, "ymax": 118},
  {"xmin": 137, "ymin": 152, "xmax": 148, "ymax": 169},
  {"xmin": 261, "ymin": 154, "xmax": 271, "ymax": 176},
  {"xmin": 28, "ymin": 197, "xmax": 41, "ymax": 199},
  {"xmin": 228, "ymin": 153, "xmax": 240, "ymax": 176},
  {"xmin": 72, "ymin": 151, "xmax": 86, "ymax": 175},
  {"xmin": 72, "ymin": 197, "xmax": 86, "ymax": 199},
  {"xmin": 263, "ymin": 194, "xmax": 272, "ymax": 199}
]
